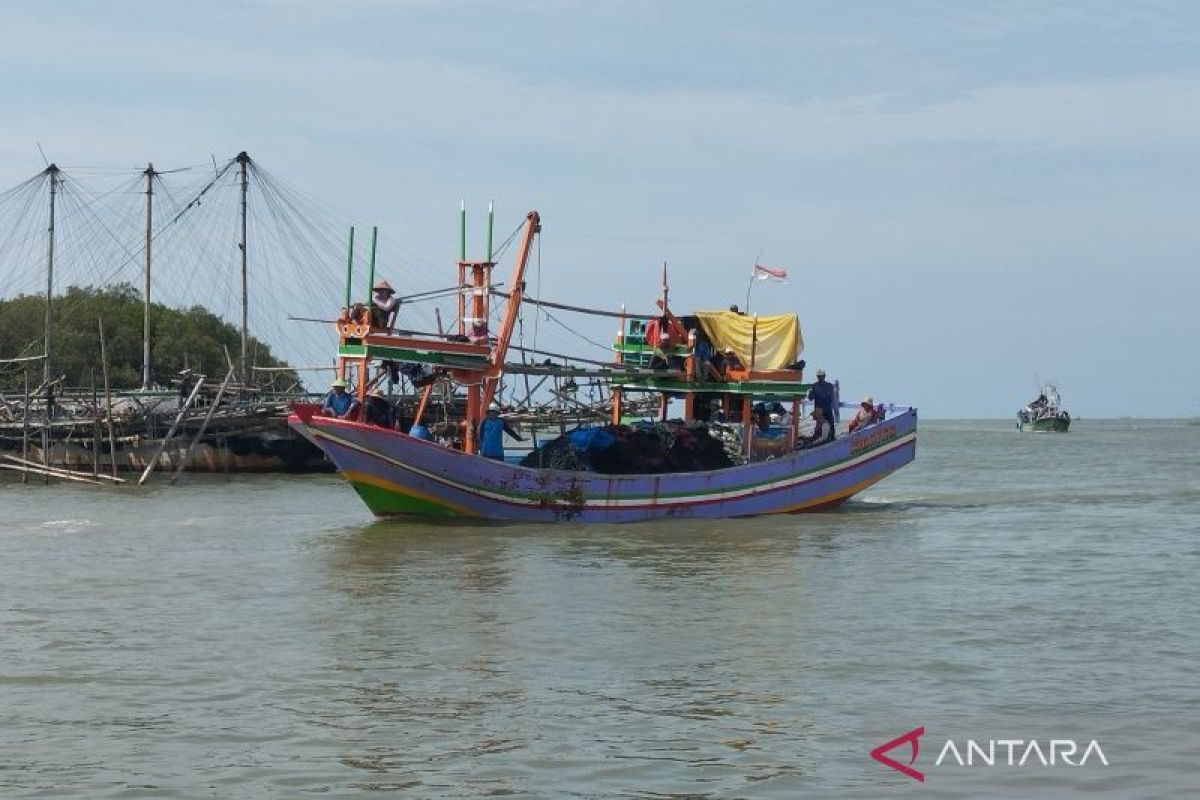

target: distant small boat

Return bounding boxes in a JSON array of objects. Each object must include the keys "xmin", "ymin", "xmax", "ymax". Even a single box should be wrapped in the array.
[{"xmin": 1017, "ymin": 384, "xmax": 1071, "ymax": 432}]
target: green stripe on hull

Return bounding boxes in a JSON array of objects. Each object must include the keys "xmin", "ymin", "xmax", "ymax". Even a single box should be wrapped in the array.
[
  {"xmin": 351, "ymin": 480, "xmax": 464, "ymax": 517},
  {"xmin": 1020, "ymin": 418, "xmax": 1070, "ymax": 432}
]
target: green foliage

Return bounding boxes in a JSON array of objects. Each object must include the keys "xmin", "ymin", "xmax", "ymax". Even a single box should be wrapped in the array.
[{"xmin": 0, "ymin": 284, "xmax": 298, "ymax": 390}]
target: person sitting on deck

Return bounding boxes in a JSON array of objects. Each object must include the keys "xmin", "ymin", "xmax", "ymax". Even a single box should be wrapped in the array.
[
  {"xmin": 754, "ymin": 404, "xmax": 772, "ymax": 432},
  {"xmin": 468, "ymin": 319, "xmax": 490, "ymax": 344},
  {"xmin": 477, "ymin": 402, "xmax": 524, "ymax": 460},
  {"xmin": 648, "ymin": 331, "xmax": 673, "ymax": 371},
  {"xmin": 321, "ymin": 378, "xmax": 360, "ymax": 420},
  {"xmin": 799, "ymin": 406, "xmax": 835, "ymax": 449},
  {"xmin": 644, "ymin": 314, "xmax": 685, "ymax": 349},
  {"xmin": 703, "ymin": 350, "xmax": 727, "ymax": 382},
  {"xmin": 771, "ymin": 401, "xmax": 792, "ymax": 427},
  {"xmin": 399, "ymin": 362, "xmax": 437, "ymax": 388},
  {"xmin": 363, "ymin": 387, "xmax": 395, "ymax": 429},
  {"xmin": 807, "ymin": 369, "xmax": 836, "ymax": 422},
  {"xmin": 371, "ymin": 280, "xmax": 400, "ymax": 330},
  {"xmin": 722, "ymin": 346, "xmax": 744, "ymax": 375},
  {"xmin": 848, "ymin": 395, "xmax": 875, "ymax": 433}
]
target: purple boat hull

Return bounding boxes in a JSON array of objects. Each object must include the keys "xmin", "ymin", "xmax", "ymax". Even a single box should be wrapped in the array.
[{"xmin": 291, "ymin": 410, "xmax": 916, "ymax": 523}]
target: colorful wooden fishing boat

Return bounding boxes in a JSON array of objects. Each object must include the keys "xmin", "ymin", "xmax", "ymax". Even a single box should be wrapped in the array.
[{"xmin": 289, "ymin": 209, "xmax": 918, "ymax": 523}]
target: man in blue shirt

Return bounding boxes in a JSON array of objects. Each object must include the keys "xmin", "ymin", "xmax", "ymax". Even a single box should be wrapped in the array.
[
  {"xmin": 321, "ymin": 378, "xmax": 359, "ymax": 419},
  {"xmin": 477, "ymin": 403, "xmax": 524, "ymax": 460}
]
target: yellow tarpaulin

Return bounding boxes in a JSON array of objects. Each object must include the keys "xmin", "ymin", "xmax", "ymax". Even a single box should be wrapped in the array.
[{"xmin": 694, "ymin": 310, "xmax": 802, "ymax": 369}]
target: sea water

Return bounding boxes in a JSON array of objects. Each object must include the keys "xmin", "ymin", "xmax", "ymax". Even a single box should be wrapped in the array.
[{"xmin": 1, "ymin": 420, "xmax": 1196, "ymax": 797}]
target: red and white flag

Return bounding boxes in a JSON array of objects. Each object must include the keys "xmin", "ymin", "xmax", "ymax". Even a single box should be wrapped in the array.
[{"xmin": 753, "ymin": 263, "xmax": 788, "ymax": 281}]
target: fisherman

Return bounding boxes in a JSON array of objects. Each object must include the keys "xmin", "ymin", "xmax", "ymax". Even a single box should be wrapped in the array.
[
  {"xmin": 399, "ymin": 362, "xmax": 436, "ymax": 388},
  {"xmin": 799, "ymin": 406, "xmax": 834, "ymax": 448},
  {"xmin": 648, "ymin": 331, "xmax": 673, "ymax": 371},
  {"xmin": 477, "ymin": 402, "xmax": 524, "ymax": 460},
  {"xmin": 807, "ymin": 369, "xmax": 836, "ymax": 422},
  {"xmin": 321, "ymin": 378, "xmax": 359, "ymax": 420},
  {"xmin": 363, "ymin": 387, "xmax": 395, "ymax": 429},
  {"xmin": 643, "ymin": 315, "xmax": 685, "ymax": 350},
  {"xmin": 467, "ymin": 319, "xmax": 490, "ymax": 344},
  {"xmin": 771, "ymin": 401, "xmax": 792, "ymax": 427},
  {"xmin": 703, "ymin": 349, "xmax": 727, "ymax": 382},
  {"xmin": 371, "ymin": 280, "xmax": 400, "ymax": 330},
  {"xmin": 722, "ymin": 346, "xmax": 744, "ymax": 375},
  {"xmin": 847, "ymin": 395, "xmax": 875, "ymax": 433}
]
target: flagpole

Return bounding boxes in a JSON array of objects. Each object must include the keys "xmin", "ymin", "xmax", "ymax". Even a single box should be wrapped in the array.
[{"xmin": 745, "ymin": 247, "xmax": 764, "ymax": 315}]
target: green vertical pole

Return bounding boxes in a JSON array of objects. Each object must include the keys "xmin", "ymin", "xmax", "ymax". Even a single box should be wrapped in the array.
[
  {"xmin": 344, "ymin": 226, "xmax": 355, "ymax": 311},
  {"xmin": 486, "ymin": 201, "xmax": 494, "ymax": 262},
  {"xmin": 366, "ymin": 226, "xmax": 378, "ymax": 304},
  {"xmin": 460, "ymin": 200, "xmax": 467, "ymax": 261}
]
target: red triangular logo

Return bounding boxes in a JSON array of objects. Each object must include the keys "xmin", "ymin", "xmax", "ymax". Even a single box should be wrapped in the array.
[{"xmin": 870, "ymin": 726, "xmax": 925, "ymax": 782}]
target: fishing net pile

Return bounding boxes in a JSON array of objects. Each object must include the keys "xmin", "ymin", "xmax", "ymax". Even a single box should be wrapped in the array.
[{"xmin": 520, "ymin": 422, "xmax": 734, "ymax": 474}]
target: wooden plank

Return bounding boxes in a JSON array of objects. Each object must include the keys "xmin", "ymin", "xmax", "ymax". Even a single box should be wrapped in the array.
[
  {"xmin": 137, "ymin": 377, "xmax": 206, "ymax": 485},
  {"xmin": 615, "ymin": 376, "xmax": 811, "ymax": 396},
  {"xmin": 2, "ymin": 454, "xmax": 126, "ymax": 483},
  {"xmin": 338, "ymin": 343, "xmax": 490, "ymax": 369},
  {"xmin": 360, "ymin": 334, "xmax": 490, "ymax": 357}
]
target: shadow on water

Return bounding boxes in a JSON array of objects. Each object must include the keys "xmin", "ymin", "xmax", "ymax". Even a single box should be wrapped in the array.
[{"xmin": 316, "ymin": 500, "xmax": 924, "ymax": 590}]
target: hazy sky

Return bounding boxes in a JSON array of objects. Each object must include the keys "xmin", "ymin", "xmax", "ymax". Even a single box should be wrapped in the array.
[{"xmin": 3, "ymin": 1, "xmax": 1198, "ymax": 417}]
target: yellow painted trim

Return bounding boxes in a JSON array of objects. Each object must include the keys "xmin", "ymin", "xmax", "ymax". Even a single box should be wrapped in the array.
[
  {"xmin": 773, "ymin": 472, "xmax": 888, "ymax": 513},
  {"xmin": 342, "ymin": 469, "xmax": 482, "ymax": 517}
]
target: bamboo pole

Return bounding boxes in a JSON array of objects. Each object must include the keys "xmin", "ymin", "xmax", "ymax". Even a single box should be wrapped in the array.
[
  {"xmin": 0, "ymin": 462, "xmax": 104, "ymax": 485},
  {"xmin": 366, "ymin": 226, "xmax": 378, "ymax": 307},
  {"xmin": 345, "ymin": 226, "xmax": 355, "ymax": 312},
  {"xmin": 749, "ymin": 314, "xmax": 759, "ymax": 370},
  {"xmin": 43, "ymin": 165, "xmax": 59, "ymax": 384},
  {"xmin": 99, "ymin": 317, "xmax": 117, "ymax": 479},
  {"xmin": 40, "ymin": 383, "xmax": 49, "ymax": 485},
  {"xmin": 21, "ymin": 369, "xmax": 30, "ymax": 484},
  {"xmin": 2, "ymin": 454, "xmax": 125, "ymax": 483},
  {"xmin": 138, "ymin": 376, "xmax": 206, "ymax": 485},
  {"xmin": 486, "ymin": 201, "xmax": 494, "ymax": 261},
  {"xmin": 237, "ymin": 151, "xmax": 250, "ymax": 381},
  {"xmin": 169, "ymin": 367, "xmax": 235, "ymax": 485},
  {"xmin": 91, "ymin": 369, "xmax": 99, "ymax": 478},
  {"xmin": 142, "ymin": 162, "xmax": 155, "ymax": 390}
]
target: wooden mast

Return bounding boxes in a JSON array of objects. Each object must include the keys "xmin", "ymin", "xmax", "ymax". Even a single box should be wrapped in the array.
[
  {"xmin": 43, "ymin": 164, "xmax": 59, "ymax": 384},
  {"xmin": 142, "ymin": 162, "xmax": 156, "ymax": 390},
  {"xmin": 236, "ymin": 151, "xmax": 250, "ymax": 381}
]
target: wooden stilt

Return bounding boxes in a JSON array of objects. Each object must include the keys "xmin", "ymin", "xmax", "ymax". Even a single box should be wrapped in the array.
[
  {"xmin": 138, "ymin": 375, "xmax": 205, "ymax": 485},
  {"xmin": 91, "ymin": 369, "xmax": 100, "ymax": 478},
  {"xmin": 170, "ymin": 366, "xmax": 235, "ymax": 485},
  {"xmin": 99, "ymin": 317, "xmax": 117, "ymax": 478},
  {"xmin": 21, "ymin": 370, "xmax": 30, "ymax": 484},
  {"xmin": 41, "ymin": 383, "xmax": 49, "ymax": 485}
]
